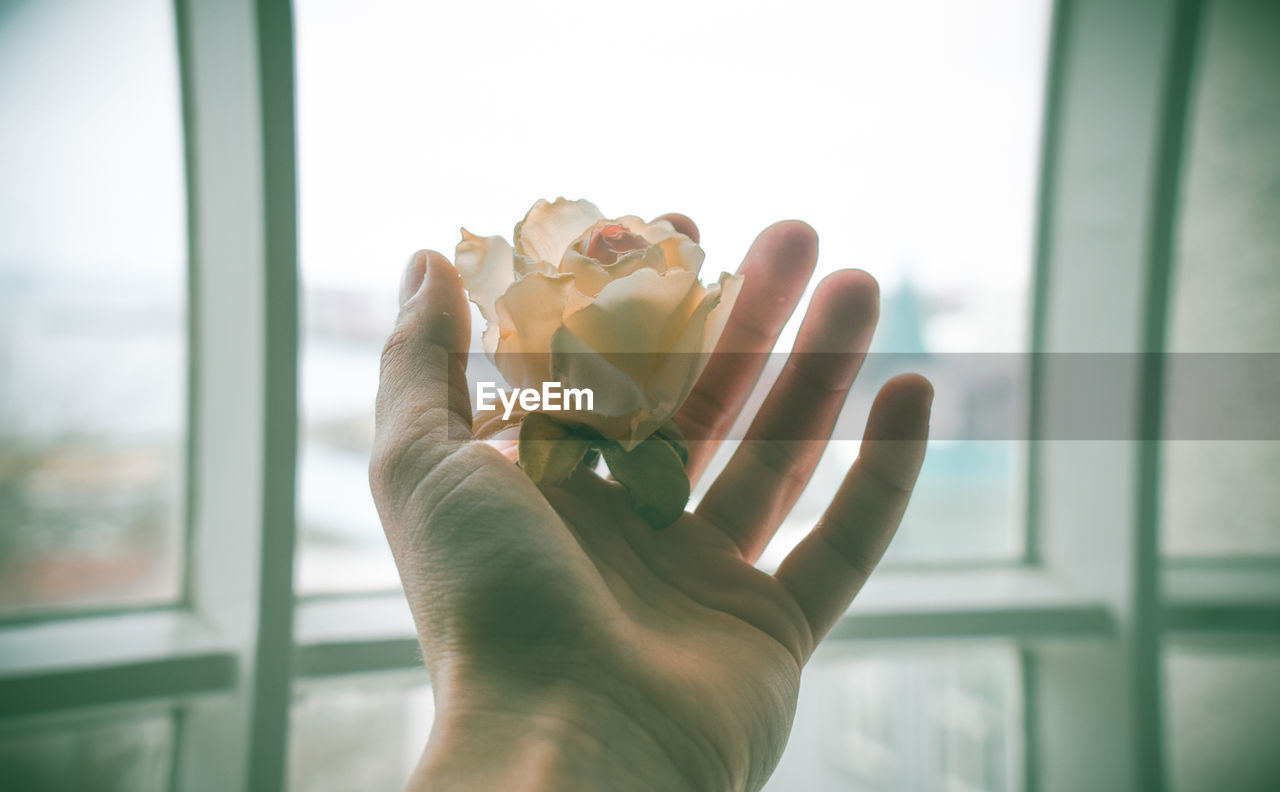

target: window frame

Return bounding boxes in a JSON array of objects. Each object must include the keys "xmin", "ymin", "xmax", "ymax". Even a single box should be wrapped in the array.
[{"xmin": 2, "ymin": 1, "xmax": 1278, "ymax": 791}]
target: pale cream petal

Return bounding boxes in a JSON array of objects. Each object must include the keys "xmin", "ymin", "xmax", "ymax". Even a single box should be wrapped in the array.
[
  {"xmin": 548, "ymin": 326, "xmax": 646, "ymax": 423},
  {"xmin": 514, "ymin": 253, "xmax": 554, "ymax": 277},
  {"xmin": 560, "ymin": 245, "xmax": 668, "ymax": 297},
  {"xmin": 631, "ymin": 272, "xmax": 744, "ymax": 442},
  {"xmin": 513, "ymin": 197, "xmax": 605, "ymax": 267},
  {"xmin": 492, "ymin": 272, "xmax": 575, "ymax": 387},
  {"xmin": 699, "ymin": 272, "xmax": 745, "ymax": 358},
  {"xmin": 659, "ymin": 234, "xmax": 705, "ymax": 275},
  {"xmin": 616, "ymin": 215, "xmax": 678, "ymax": 244},
  {"xmin": 615, "ymin": 216, "xmax": 704, "ymax": 275},
  {"xmin": 481, "ymin": 323, "xmax": 502, "ymax": 357},
  {"xmin": 607, "ymin": 245, "xmax": 671, "ymax": 286},
  {"xmin": 561, "ymin": 267, "xmax": 701, "ymax": 385},
  {"xmin": 562, "ymin": 283, "xmax": 595, "ymax": 320},
  {"xmin": 558, "ymin": 249, "xmax": 613, "ymax": 297},
  {"xmin": 566, "ymin": 267, "xmax": 701, "ymax": 353},
  {"xmin": 455, "ymin": 229, "xmax": 515, "ymax": 326},
  {"xmin": 491, "ymin": 336, "xmax": 529, "ymax": 391}
]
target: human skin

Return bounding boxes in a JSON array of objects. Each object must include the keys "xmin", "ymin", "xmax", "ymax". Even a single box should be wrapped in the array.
[{"xmin": 370, "ymin": 216, "xmax": 934, "ymax": 791}]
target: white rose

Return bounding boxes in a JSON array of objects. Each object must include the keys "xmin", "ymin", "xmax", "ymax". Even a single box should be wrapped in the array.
[{"xmin": 456, "ymin": 197, "xmax": 743, "ymax": 451}]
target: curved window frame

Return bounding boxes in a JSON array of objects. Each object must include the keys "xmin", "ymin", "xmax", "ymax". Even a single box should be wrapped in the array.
[{"xmin": 1, "ymin": 1, "xmax": 1277, "ymax": 790}]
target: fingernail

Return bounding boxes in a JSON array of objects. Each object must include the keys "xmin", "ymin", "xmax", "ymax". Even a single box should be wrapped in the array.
[{"xmin": 400, "ymin": 251, "xmax": 428, "ymax": 306}]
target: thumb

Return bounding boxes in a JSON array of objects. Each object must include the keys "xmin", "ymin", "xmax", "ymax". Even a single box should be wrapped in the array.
[
  {"xmin": 371, "ymin": 250, "xmax": 474, "ymax": 497},
  {"xmin": 397, "ymin": 248, "xmax": 470, "ymax": 359}
]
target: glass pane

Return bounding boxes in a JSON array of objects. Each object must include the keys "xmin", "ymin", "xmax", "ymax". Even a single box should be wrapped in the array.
[
  {"xmin": 294, "ymin": 0, "xmax": 1051, "ymax": 590},
  {"xmin": 285, "ymin": 653, "xmax": 1014, "ymax": 792},
  {"xmin": 768, "ymin": 644, "xmax": 1020, "ymax": 791},
  {"xmin": 0, "ymin": 0, "xmax": 187, "ymax": 614},
  {"xmin": 1162, "ymin": 0, "xmax": 1280, "ymax": 557},
  {"xmin": 0, "ymin": 709, "xmax": 174, "ymax": 792},
  {"xmin": 289, "ymin": 674, "xmax": 433, "ymax": 792},
  {"xmin": 1165, "ymin": 641, "xmax": 1280, "ymax": 792}
]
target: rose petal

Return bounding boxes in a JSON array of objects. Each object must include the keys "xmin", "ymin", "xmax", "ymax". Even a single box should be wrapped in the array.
[
  {"xmin": 630, "ymin": 272, "xmax": 744, "ymax": 441},
  {"xmin": 514, "ymin": 253, "xmax": 554, "ymax": 277},
  {"xmin": 559, "ymin": 244, "xmax": 668, "ymax": 298},
  {"xmin": 493, "ymin": 272, "xmax": 576, "ymax": 387},
  {"xmin": 616, "ymin": 216, "xmax": 705, "ymax": 276},
  {"xmin": 562, "ymin": 267, "xmax": 702, "ymax": 384},
  {"xmin": 548, "ymin": 325, "xmax": 646, "ymax": 422},
  {"xmin": 616, "ymin": 216, "xmax": 679, "ymax": 245},
  {"xmin": 658, "ymin": 234, "xmax": 705, "ymax": 276},
  {"xmin": 558, "ymin": 249, "xmax": 613, "ymax": 297},
  {"xmin": 456, "ymin": 229, "xmax": 515, "ymax": 353},
  {"xmin": 513, "ymin": 198, "xmax": 605, "ymax": 267},
  {"xmin": 581, "ymin": 223, "xmax": 649, "ymax": 265}
]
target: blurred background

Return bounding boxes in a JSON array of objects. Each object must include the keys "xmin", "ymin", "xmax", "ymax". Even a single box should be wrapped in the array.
[{"xmin": 0, "ymin": 0, "xmax": 1276, "ymax": 790}]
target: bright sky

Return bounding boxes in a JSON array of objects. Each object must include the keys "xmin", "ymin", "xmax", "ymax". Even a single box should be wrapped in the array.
[
  {"xmin": 0, "ymin": 0, "xmax": 185, "ymax": 276},
  {"xmin": 295, "ymin": 0, "xmax": 1052, "ymax": 352},
  {"xmin": 0, "ymin": 0, "xmax": 1050, "ymax": 585},
  {"xmin": 0, "ymin": 0, "xmax": 1051, "ymax": 353}
]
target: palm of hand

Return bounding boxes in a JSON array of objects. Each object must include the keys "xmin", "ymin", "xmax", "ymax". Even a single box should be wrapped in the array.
[
  {"xmin": 398, "ymin": 441, "xmax": 804, "ymax": 788},
  {"xmin": 372, "ymin": 218, "xmax": 932, "ymax": 792}
]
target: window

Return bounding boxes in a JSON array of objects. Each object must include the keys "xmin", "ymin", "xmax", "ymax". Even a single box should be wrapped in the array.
[
  {"xmin": 2, "ymin": 1, "xmax": 1277, "ymax": 791},
  {"xmin": 288, "ymin": 673, "xmax": 433, "ymax": 792},
  {"xmin": 1161, "ymin": 0, "xmax": 1280, "ymax": 559},
  {"xmin": 0, "ymin": 708, "xmax": 176, "ymax": 792},
  {"xmin": 293, "ymin": 0, "xmax": 1052, "ymax": 593},
  {"xmin": 0, "ymin": 0, "xmax": 187, "ymax": 617},
  {"xmin": 771, "ymin": 645, "xmax": 1021, "ymax": 791},
  {"xmin": 1164, "ymin": 640, "xmax": 1280, "ymax": 792}
]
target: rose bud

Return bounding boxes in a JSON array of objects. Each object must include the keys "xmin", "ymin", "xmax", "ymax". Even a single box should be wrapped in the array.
[
  {"xmin": 579, "ymin": 223, "xmax": 650, "ymax": 265},
  {"xmin": 456, "ymin": 197, "xmax": 742, "ymax": 451}
]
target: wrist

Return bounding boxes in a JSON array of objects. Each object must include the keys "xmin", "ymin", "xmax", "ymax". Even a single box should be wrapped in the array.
[{"xmin": 410, "ymin": 666, "xmax": 732, "ymax": 792}]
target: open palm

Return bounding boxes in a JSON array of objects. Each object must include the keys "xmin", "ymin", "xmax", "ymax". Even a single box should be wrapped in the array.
[{"xmin": 371, "ymin": 218, "xmax": 932, "ymax": 792}]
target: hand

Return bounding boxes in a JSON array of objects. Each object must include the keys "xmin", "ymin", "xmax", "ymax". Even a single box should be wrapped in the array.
[{"xmin": 370, "ymin": 217, "xmax": 933, "ymax": 792}]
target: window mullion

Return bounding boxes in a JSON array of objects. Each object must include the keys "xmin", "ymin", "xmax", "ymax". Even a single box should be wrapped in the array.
[
  {"xmin": 173, "ymin": 0, "xmax": 299, "ymax": 789},
  {"xmin": 1028, "ymin": 1, "xmax": 1195, "ymax": 790},
  {"xmin": 247, "ymin": 0, "xmax": 301, "ymax": 789}
]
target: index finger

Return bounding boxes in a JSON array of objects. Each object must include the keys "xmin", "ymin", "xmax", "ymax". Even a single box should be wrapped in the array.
[{"xmin": 675, "ymin": 220, "xmax": 819, "ymax": 483}]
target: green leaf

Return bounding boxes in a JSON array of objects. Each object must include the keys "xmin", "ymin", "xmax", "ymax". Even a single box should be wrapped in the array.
[
  {"xmin": 600, "ymin": 434, "xmax": 691, "ymax": 529},
  {"xmin": 651, "ymin": 420, "xmax": 689, "ymax": 468},
  {"xmin": 518, "ymin": 413, "xmax": 592, "ymax": 485}
]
